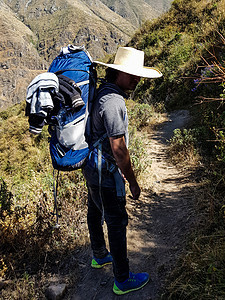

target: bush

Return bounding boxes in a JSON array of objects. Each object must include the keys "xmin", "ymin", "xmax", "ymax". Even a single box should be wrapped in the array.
[
  {"xmin": 0, "ymin": 171, "xmax": 88, "ymax": 280},
  {"xmin": 128, "ymin": 127, "xmax": 148, "ymax": 177},
  {"xmin": 128, "ymin": 102, "xmax": 153, "ymax": 130},
  {"xmin": 167, "ymin": 128, "xmax": 199, "ymax": 164},
  {"xmin": 0, "ymin": 178, "xmax": 13, "ymax": 218}
]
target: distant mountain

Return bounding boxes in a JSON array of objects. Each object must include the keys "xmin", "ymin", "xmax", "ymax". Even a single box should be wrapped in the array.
[
  {"xmin": 0, "ymin": 0, "xmax": 172, "ymax": 109},
  {"xmin": 0, "ymin": 1, "xmax": 48, "ymax": 109},
  {"xmin": 3, "ymin": 0, "xmax": 172, "ymax": 60},
  {"xmin": 144, "ymin": 0, "xmax": 173, "ymax": 14},
  {"xmin": 100, "ymin": 0, "xmax": 173, "ymax": 27},
  {"xmin": 4, "ymin": 0, "xmax": 136, "ymax": 61},
  {"xmin": 96, "ymin": 0, "xmax": 158, "ymax": 27}
]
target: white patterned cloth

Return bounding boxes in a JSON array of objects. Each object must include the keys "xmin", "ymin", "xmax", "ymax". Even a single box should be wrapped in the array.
[{"xmin": 26, "ymin": 72, "xmax": 59, "ymax": 117}]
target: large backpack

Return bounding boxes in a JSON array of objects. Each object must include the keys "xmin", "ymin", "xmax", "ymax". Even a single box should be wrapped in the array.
[
  {"xmin": 48, "ymin": 45, "xmax": 97, "ymax": 171},
  {"xmin": 26, "ymin": 46, "xmax": 125, "ymax": 226},
  {"xmin": 26, "ymin": 45, "xmax": 99, "ymax": 227}
]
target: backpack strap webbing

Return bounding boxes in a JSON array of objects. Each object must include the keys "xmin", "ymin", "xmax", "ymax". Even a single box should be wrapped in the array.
[
  {"xmin": 91, "ymin": 132, "xmax": 126, "ymax": 224},
  {"xmin": 91, "ymin": 133, "xmax": 107, "ymax": 224}
]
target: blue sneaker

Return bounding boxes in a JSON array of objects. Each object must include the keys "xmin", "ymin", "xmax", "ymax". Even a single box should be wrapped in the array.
[
  {"xmin": 113, "ymin": 272, "xmax": 149, "ymax": 295},
  {"xmin": 91, "ymin": 253, "xmax": 113, "ymax": 269}
]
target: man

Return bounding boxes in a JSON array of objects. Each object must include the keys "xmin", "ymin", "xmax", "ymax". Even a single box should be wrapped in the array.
[{"xmin": 83, "ymin": 47, "xmax": 162, "ymax": 295}]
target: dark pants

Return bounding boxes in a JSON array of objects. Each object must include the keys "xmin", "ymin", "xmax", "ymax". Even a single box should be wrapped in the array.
[{"xmin": 87, "ymin": 184, "xmax": 129, "ymax": 282}]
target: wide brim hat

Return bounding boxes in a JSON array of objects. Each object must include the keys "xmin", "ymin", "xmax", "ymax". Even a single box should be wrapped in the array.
[{"xmin": 94, "ymin": 47, "xmax": 162, "ymax": 79}]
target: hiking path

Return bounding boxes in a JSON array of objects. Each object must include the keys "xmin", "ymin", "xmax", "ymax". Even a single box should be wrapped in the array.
[{"xmin": 70, "ymin": 110, "xmax": 197, "ymax": 300}]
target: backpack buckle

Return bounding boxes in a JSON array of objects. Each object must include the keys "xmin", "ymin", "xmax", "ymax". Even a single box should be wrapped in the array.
[{"xmin": 108, "ymin": 162, "xmax": 117, "ymax": 173}]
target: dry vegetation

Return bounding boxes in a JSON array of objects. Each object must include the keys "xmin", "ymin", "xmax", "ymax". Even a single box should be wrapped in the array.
[{"xmin": 0, "ymin": 97, "xmax": 152, "ymax": 298}]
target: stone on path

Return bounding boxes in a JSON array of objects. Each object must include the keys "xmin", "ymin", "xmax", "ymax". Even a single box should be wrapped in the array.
[{"xmin": 46, "ymin": 283, "xmax": 67, "ymax": 300}]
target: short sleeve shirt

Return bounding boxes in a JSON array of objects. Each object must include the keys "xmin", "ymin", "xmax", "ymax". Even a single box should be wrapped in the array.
[
  {"xmin": 91, "ymin": 82, "xmax": 129, "ymax": 156},
  {"xmin": 83, "ymin": 82, "xmax": 129, "ymax": 187}
]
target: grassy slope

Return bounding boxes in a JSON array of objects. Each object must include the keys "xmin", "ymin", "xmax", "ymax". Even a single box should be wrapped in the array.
[
  {"xmin": 0, "ymin": 102, "xmax": 90, "ymax": 296},
  {"xmin": 129, "ymin": 0, "xmax": 225, "ymax": 107}
]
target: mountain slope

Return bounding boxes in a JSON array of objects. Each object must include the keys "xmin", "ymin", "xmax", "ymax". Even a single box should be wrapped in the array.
[
  {"xmin": 0, "ymin": 0, "xmax": 137, "ymax": 109},
  {"xmin": 144, "ymin": 0, "xmax": 173, "ymax": 14},
  {"xmin": 0, "ymin": 0, "xmax": 172, "ymax": 109},
  {"xmin": 0, "ymin": 1, "xmax": 47, "ymax": 109},
  {"xmin": 4, "ymin": 0, "xmax": 172, "ymax": 60},
  {"xmin": 4, "ymin": 0, "xmax": 136, "ymax": 61},
  {"xmin": 98, "ymin": 0, "xmax": 159, "ymax": 27},
  {"xmin": 99, "ymin": 0, "xmax": 173, "ymax": 27}
]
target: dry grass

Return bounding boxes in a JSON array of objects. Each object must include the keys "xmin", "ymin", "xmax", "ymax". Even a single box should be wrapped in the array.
[
  {"xmin": 162, "ymin": 177, "xmax": 225, "ymax": 300},
  {"xmin": 0, "ymin": 99, "xmax": 155, "ymax": 298}
]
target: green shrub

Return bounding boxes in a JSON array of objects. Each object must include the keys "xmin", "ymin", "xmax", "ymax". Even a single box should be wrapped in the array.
[
  {"xmin": 168, "ymin": 128, "xmax": 199, "ymax": 164},
  {"xmin": 128, "ymin": 102, "xmax": 153, "ymax": 129},
  {"xmin": 128, "ymin": 126, "xmax": 148, "ymax": 177}
]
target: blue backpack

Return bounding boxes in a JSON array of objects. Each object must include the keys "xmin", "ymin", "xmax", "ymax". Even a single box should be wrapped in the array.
[
  {"xmin": 48, "ymin": 45, "xmax": 96, "ymax": 171},
  {"xmin": 26, "ymin": 45, "xmax": 111, "ymax": 227},
  {"xmin": 26, "ymin": 46, "xmax": 125, "ymax": 227}
]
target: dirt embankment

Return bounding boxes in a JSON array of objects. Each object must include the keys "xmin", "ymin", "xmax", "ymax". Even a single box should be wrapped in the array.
[{"xmin": 69, "ymin": 110, "xmax": 197, "ymax": 300}]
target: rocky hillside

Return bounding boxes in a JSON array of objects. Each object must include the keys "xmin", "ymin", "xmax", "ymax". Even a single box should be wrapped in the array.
[
  {"xmin": 5, "ymin": 0, "xmax": 137, "ymax": 61},
  {"xmin": 4, "ymin": 0, "xmax": 173, "ymax": 61},
  {"xmin": 0, "ymin": 0, "xmax": 172, "ymax": 109},
  {"xmin": 101, "ymin": 0, "xmax": 173, "ymax": 27},
  {"xmin": 0, "ymin": 1, "xmax": 48, "ymax": 109}
]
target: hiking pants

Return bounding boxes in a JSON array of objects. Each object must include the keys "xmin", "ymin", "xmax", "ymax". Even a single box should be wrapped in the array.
[{"xmin": 87, "ymin": 183, "xmax": 129, "ymax": 282}]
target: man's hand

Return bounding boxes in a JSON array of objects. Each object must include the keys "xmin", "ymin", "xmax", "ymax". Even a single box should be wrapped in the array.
[{"xmin": 129, "ymin": 182, "xmax": 141, "ymax": 200}]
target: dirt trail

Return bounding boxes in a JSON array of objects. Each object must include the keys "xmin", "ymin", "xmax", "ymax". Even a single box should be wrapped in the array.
[{"xmin": 70, "ymin": 110, "xmax": 197, "ymax": 300}]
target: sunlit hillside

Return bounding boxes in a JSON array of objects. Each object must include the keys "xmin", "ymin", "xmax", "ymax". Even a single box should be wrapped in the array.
[{"xmin": 129, "ymin": 0, "xmax": 225, "ymax": 107}]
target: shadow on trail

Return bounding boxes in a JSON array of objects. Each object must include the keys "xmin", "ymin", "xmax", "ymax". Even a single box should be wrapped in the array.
[
  {"xmin": 69, "ymin": 183, "xmax": 196, "ymax": 300},
  {"xmin": 126, "ymin": 186, "xmax": 196, "ymax": 297},
  {"xmin": 68, "ymin": 110, "xmax": 198, "ymax": 300}
]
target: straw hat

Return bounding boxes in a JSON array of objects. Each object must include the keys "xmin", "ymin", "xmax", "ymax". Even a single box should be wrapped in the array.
[{"xmin": 94, "ymin": 47, "xmax": 162, "ymax": 78}]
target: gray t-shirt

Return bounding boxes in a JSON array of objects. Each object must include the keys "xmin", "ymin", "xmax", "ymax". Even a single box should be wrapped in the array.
[
  {"xmin": 83, "ymin": 82, "xmax": 128, "ymax": 187},
  {"xmin": 92, "ymin": 83, "xmax": 128, "ymax": 154}
]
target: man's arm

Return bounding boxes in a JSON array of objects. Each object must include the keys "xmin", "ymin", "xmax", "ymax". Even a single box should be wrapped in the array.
[{"xmin": 109, "ymin": 135, "xmax": 140, "ymax": 200}]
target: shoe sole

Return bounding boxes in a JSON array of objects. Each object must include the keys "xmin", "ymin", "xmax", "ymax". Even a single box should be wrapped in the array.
[
  {"xmin": 113, "ymin": 278, "xmax": 149, "ymax": 295},
  {"xmin": 91, "ymin": 261, "xmax": 112, "ymax": 269}
]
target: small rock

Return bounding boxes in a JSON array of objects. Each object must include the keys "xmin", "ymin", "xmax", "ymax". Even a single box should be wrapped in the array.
[
  {"xmin": 100, "ymin": 280, "xmax": 107, "ymax": 286},
  {"xmin": 78, "ymin": 262, "xmax": 86, "ymax": 268},
  {"xmin": 46, "ymin": 284, "xmax": 67, "ymax": 300}
]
